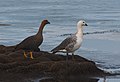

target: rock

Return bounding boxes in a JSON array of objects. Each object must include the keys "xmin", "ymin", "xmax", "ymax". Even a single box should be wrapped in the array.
[
  {"xmin": 0, "ymin": 45, "xmax": 15, "ymax": 54},
  {"xmin": 0, "ymin": 45, "xmax": 111, "ymax": 82},
  {"xmin": 0, "ymin": 45, "xmax": 6, "ymax": 54},
  {"xmin": 0, "ymin": 54, "xmax": 13, "ymax": 63},
  {"xmin": 50, "ymin": 61, "xmax": 104, "ymax": 76}
]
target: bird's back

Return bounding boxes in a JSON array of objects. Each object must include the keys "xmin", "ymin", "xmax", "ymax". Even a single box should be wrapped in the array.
[
  {"xmin": 51, "ymin": 35, "xmax": 77, "ymax": 53},
  {"xmin": 15, "ymin": 34, "xmax": 43, "ymax": 51}
]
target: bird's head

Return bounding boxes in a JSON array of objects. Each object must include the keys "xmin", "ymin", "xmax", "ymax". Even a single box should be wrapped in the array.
[
  {"xmin": 42, "ymin": 20, "xmax": 50, "ymax": 25},
  {"xmin": 37, "ymin": 20, "xmax": 50, "ymax": 33},
  {"xmin": 77, "ymin": 20, "xmax": 88, "ymax": 27}
]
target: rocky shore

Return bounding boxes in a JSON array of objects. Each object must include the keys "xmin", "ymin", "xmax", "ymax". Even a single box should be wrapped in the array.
[{"xmin": 0, "ymin": 45, "xmax": 111, "ymax": 82}]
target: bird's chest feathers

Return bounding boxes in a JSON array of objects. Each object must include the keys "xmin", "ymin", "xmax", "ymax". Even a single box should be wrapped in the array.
[
  {"xmin": 73, "ymin": 35, "xmax": 83, "ymax": 49},
  {"xmin": 76, "ymin": 38, "xmax": 82, "ymax": 45},
  {"xmin": 34, "ymin": 36, "xmax": 43, "ymax": 43}
]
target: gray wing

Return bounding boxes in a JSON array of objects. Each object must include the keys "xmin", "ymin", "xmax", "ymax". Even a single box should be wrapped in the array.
[
  {"xmin": 65, "ymin": 41, "xmax": 76, "ymax": 52},
  {"xmin": 51, "ymin": 35, "xmax": 77, "ymax": 53}
]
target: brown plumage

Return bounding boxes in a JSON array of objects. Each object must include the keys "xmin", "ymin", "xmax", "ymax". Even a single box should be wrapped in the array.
[{"xmin": 15, "ymin": 20, "xmax": 50, "ymax": 59}]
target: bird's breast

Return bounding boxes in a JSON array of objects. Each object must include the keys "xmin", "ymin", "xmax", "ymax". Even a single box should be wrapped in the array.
[
  {"xmin": 76, "ymin": 37, "xmax": 83, "ymax": 45},
  {"xmin": 34, "ymin": 36, "xmax": 43, "ymax": 46},
  {"xmin": 72, "ymin": 37, "xmax": 83, "ymax": 51}
]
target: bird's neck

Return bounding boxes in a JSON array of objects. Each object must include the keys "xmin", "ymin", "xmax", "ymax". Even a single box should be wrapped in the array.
[
  {"xmin": 76, "ymin": 25, "xmax": 83, "ymax": 38},
  {"xmin": 36, "ymin": 23, "xmax": 46, "ymax": 35}
]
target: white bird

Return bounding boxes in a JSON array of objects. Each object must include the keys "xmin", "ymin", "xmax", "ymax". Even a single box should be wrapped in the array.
[{"xmin": 51, "ymin": 20, "xmax": 88, "ymax": 61}]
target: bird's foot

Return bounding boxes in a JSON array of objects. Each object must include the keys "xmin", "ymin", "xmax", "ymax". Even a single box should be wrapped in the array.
[
  {"xmin": 30, "ymin": 52, "xmax": 34, "ymax": 59},
  {"xmin": 24, "ymin": 52, "xmax": 27, "ymax": 58}
]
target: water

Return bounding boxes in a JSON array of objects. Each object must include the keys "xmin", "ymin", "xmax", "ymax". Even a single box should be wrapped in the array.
[{"xmin": 0, "ymin": 0, "xmax": 120, "ymax": 81}]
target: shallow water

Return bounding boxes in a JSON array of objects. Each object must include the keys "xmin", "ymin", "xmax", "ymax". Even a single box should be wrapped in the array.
[{"xmin": 0, "ymin": 0, "xmax": 120, "ymax": 81}]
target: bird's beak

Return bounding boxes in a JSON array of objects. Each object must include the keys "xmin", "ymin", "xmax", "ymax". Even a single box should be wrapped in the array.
[
  {"xmin": 47, "ymin": 21, "xmax": 50, "ymax": 24},
  {"xmin": 85, "ymin": 23, "xmax": 88, "ymax": 26}
]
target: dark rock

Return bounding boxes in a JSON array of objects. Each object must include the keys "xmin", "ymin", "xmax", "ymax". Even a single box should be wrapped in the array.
[
  {"xmin": 0, "ymin": 45, "xmax": 111, "ymax": 82},
  {"xmin": 0, "ymin": 54, "xmax": 13, "ymax": 63},
  {"xmin": 0, "ymin": 45, "xmax": 15, "ymax": 54},
  {"xmin": 50, "ymin": 61, "xmax": 106, "ymax": 77},
  {"xmin": 0, "ymin": 45, "xmax": 6, "ymax": 54}
]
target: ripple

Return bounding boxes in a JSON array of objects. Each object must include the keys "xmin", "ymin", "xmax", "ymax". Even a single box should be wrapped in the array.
[
  {"xmin": 0, "ymin": 24, "xmax": 11, "ymax": 26},
  {"xmin": 60, "ymin": 29, "xmax": 120, "ymax": 36},
  {"xmin": 83, "ymin": 29, "xmax": 120, "ymax": 35}
]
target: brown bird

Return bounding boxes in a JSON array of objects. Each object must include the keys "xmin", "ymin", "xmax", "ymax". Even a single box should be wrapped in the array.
[
  {"xmin": 51, "ymin": 20, "xmax": 88, "ymax": 61},
  {"xmin": 15, "ymin": 20, "xmax": 50, "ymax": 59}
]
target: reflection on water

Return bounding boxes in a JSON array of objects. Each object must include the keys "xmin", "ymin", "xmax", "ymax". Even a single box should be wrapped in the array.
[
  {"xmin": 39, "ymin": 77, "xmax": 100, "ymax": 82},
  {"xmin": 38, "ymin": 76, "xmax": 120, "ymax": 82}
]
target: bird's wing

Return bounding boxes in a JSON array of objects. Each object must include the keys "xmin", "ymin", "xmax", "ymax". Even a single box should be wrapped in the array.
[
  {"xmin": 51, "ymin": 35, "xmax": 77, "ymax": 53},
  {"xmin": 15, "ymin": 35, "xmax": 35, "ymax": 50},
  {"xmin": 65, "ymin": 41, "xmax": 76, "ymax": 52}
]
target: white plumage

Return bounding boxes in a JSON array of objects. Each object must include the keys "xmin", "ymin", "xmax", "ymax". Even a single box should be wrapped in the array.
[{"xmin": 51, "ymin": 20, "xmax": 88, "ymax": 61}]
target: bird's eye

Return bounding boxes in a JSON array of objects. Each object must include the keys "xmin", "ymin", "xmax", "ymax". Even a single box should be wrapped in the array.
[{"xmin": 83, "ymin": 22, "xmax": 85, "ymax": 23}]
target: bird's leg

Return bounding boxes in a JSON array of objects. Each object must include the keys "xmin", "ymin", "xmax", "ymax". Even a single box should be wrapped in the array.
[
  {"xmin": 30, "ymin": 51, "xmax": 34, "ymax": 59},
  {"xmin": 103, "ymin": 76, "xmax": 106, "ymax": 82},
  {"xmin": 24, "ymin": 51, "xmax": 27, "ymax": 58},
  {"xmin": 66, "ymin": 53, "xmax": 68, "ymax": 62},
  {"xmin": 66, "ymin": 53, "xmax": 69, "ymax": 76},
  {"xmin": 72, "ymin": 53, "xmax": 75, "ymax": 61}
]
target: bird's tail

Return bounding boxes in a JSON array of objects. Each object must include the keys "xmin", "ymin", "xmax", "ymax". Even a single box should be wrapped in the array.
[
  {"xmin": 50, "ymin": 49, "xmax": 58, "ymax": 54},
  {"xmin": 51, "ymin": 48, "xmax": 58, "ymax": 54}
]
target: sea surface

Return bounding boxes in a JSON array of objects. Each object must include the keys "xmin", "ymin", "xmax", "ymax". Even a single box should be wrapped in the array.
[{"xmin": 0, "ymin": 0, "xmax": 120, "ymax": 82}]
